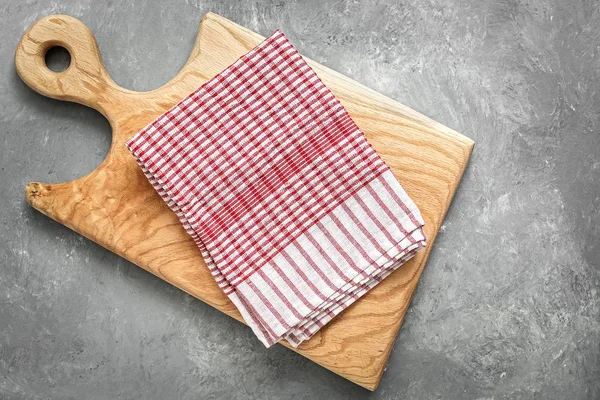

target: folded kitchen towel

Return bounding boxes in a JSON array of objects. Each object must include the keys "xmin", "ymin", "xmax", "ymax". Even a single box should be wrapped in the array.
[{"xmin": 126, "ymin": 30, "xmax": 427, "ymax": 347}]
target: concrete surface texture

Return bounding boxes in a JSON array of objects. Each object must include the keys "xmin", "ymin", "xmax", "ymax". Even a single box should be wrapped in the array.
[{"xmin": 1, "ymin": 0, "xmax": 599, "ymax": 399}]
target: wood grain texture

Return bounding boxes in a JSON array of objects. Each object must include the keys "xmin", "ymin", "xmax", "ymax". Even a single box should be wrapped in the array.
[{"xmin": 15, "ymin": 13, "xmax": 473, "ymax": 391}]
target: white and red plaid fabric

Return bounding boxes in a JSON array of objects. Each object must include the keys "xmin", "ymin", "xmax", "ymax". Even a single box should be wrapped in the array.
[{"xmin": 126, "ymin": 30, "xmax": 427, "ymax": 347}]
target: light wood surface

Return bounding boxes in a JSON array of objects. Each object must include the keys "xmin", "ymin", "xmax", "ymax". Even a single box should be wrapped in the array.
[{"xmin": 15, "ymin": 13, "xmax": 473, "ymax": 391}]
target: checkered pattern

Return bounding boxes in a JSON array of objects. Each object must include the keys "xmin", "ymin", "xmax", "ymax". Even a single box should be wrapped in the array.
[{"xmin": 126, "ymin": 30, "xmax": 427, "ymax": 347}]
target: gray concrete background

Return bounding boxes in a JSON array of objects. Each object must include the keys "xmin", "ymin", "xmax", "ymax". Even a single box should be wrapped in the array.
[{"xmin": 1, "ymin": 0, "xmax": 599, "ymax": 399}]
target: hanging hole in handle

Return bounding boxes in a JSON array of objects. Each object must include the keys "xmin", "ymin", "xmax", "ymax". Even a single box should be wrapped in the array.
[{"xmin": 44, "ymin": 45, "xmax": 71, "ymax": 72}]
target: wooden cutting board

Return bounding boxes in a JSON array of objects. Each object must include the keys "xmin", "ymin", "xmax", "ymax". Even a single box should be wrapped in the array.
[{"xmin": 15, "ymin": 13, "xmax": 473, "ymax": 390}]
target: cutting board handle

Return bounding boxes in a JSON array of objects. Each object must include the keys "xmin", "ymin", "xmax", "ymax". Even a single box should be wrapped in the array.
[{"xmin": 15, "ymin": 15, "xmax": 116, "ymax": 115}]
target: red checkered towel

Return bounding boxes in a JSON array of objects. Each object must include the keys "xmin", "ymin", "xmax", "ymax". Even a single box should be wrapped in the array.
[{"xmin": 126, "ymin": 30, "xmax": 427, "ymax": 347}]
